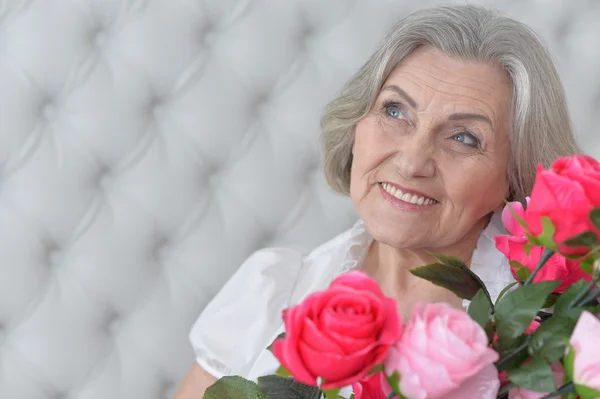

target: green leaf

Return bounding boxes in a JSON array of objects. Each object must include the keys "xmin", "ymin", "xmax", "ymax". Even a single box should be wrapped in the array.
[
  {"xmin": 386, "ymin": 371, "xmax": 401, "ymax": 396},
  {"xmin": 468, "ymin": 289, "xmax": 492, "ymax": 330},
  {"xmin": 589, "ymin": 208, "xmax": 600, "ymax": 232},
  {"xmin": 563, "ymin": 232, "xmax": 599, "ymax": 248},
  {"xmin": 515, "ymin": 265, "xmax": 532, "ymax": 282},
  {"xmin": 507, "ymin": 358, "xmax": 557, "ymax": 393},
  {"xmin": 495, "ymin": 282, "xmax": 519, "ymax": 306},
  {"xmin": 409, "ymin": 262, "xmax": 491, "ymax": 303},
  {"xmin": 527, "ymin": 315, "xmax": 577, "ymax": 363},
  {"xmin": 266, "ymin": 332, "xmax": 285, "ymax": 353},
  {"xmin": 542, "ymin": 293, "xmax": 559, "ymax": 309},
  {"xmin": 580, "ymin": 257, "xmax": 595, "ymax": 274},
  {"xmin": 509, "ymin": 260, "xmax": 532, "ymax": 283},
  {"xmin": 257, "ymin": 375, "xmax": 321, "ymax": 399},
  {"xmin": 322, "ymin": 388, "xmax": 340, "ymax": 399},
  {"xmin": 428, "ymin": 252, "xmax": 466, "ymax": 268},
  {"xmin": 563, "ymin": 344, "xmax": 576, "ymax": 380},
  {"xmin": 495, "ymin": 281, "xmax": 560, "ymax": 347},
  {"xmin": 367, "ymin": 364, "xmax": 384, "ymax": 376},
  {"xmin": 275, "ymin": 365, "xmax": 291, "ymax": 378},
  {"xmin": 554, "ymin": 279, "xmax": 590, "ymax": 314},
  {"xmin": 535, "ymin": 217, "xmax": 557, "ymax": 250},
  {"xmin": 575, "ymin": 384, "xmax": 600, "ymax": 399},
  {"xmin": 494, "ymin": 335, "xmax": 531, "ymax": 371},
  {"xmin": 204, "ymin": 376, "xmax": 266, "ymax": 399}
]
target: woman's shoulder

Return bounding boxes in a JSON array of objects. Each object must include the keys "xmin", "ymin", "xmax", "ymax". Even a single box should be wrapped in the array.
[{"xmin": 188, "ymin": 222, "xmax": 361, "ymax": 378}]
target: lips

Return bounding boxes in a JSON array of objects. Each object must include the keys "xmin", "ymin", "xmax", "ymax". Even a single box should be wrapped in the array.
[{"xmin": 380, "ymin": 182, "xmax": 438, "ymax": 205}]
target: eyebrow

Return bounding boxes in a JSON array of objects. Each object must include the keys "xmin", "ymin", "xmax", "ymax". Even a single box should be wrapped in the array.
[
  {"xmin": 448, "ymin": 113, "xmax": 492, "ymax": 126},
  {"xmin": 382, "ymin": 85, "xmax": 418, "ymax": 109},
  {"xmin": 381, "ymin": 84, "xmax": 493, "ymax": 127}
]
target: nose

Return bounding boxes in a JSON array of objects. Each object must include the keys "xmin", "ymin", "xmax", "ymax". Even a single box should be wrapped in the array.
[{"xmin": 392, "ymin": 128, "xmax": 436, "ymax": 179}]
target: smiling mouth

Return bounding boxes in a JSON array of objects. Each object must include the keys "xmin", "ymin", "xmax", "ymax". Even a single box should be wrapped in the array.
[{"xmin": 380, "ymin": 183, "xmax": 438, "ymax": 205}]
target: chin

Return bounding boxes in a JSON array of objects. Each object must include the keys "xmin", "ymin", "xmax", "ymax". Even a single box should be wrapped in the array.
[{"xmin": 362, "ymin": 214, "xmax": 422, "ymax": 249}]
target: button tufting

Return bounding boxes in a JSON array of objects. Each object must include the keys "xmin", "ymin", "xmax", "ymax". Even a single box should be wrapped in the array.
[
  {"xmin": 154, "ymin": 238, "xmax": 171, "ymax": 263},
  {"xmin": 159, "ymin": 379, "xmax": 175, "ymax": 399},
  {"xmin": 94, "ymin": 31, "xmax": 107, "ymax": 48},
  {"xmin": 48, "ymin": 249, "xmax": 63, "ymax": 267},
  {"xmin": 105, "ymin": 312, "xmax": 121, "ymax": 335},
  {"xmin": 148, "ymin": 98, "xmax": 165, "ymax": 119},
  {"xmin": 42, "ymin": 101, "xmax": 57, "ymax": 120},
  {"xmin": 206, "ymin": 165, "xmax": 221, "ymax": 186},
  {"xmin": 200, "ymin": 23, "xmax": 216, "ymax": 47},
  {"xmin": 251, "ymin": 94, "xmax": 269, "ymax": 117}
]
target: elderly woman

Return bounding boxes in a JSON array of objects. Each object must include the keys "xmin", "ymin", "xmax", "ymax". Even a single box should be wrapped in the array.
[{"xmin": 174, "ymin": 4, "xmax": 580, "ymax": 398}]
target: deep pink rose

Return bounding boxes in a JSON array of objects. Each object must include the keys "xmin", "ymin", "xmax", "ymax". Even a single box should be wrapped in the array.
[
  {"xmin": 568, "ymin": 311, "xmax": 600, "ymax": 393},
  {"xmin": 272, "ymin": 271, "xmax": 402, "ymax": 389},
  {"xmin": 524, "ymin": 156, "xmax": 600, "ymax": 255},
  {"xmin": 384, "ymin": 302, "xmax": 499, "ymax": 399},
  {"xmin": 494, "ymin": 234, "xmax": 590, "ymax": 293},
  {"xmin": 352, "ymin": 372, "xmax": 390, "ymax": 399}
]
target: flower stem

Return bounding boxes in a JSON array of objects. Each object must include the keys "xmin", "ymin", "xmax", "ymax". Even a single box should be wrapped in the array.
[
  {"xmin": 497, "ymin": 382, "xmax": 515, "ymax": 396},
  {"xmin": 578, "ymin": 284, "xmax": 600, "ymax": 306},
  {"xmin": 538, "ymin": 382, "xmax": 575, "ymax": 399},
  {"xmin": 523, "ymin": 248, "xmax": 554, "ymax": 285},
  {"xmin": 494, "ymin": 336, "xmax": 530, "ymax": 371},
  {"xmin": 570, "ymin": 280, "xmax": 597, "ymax": 308}
]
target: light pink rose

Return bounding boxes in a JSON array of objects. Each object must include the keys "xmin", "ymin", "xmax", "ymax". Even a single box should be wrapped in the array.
[
  {"xmin": 384, "ymin": 302, "xmax": 499, "ymax": 399},
  {"xmin": 568, "ymin": 311, "xmax": 600, "ymax": 392},
  {"xmin": 508, "ymin": 363, "xmax": 565, "ymax": 399},
  {"xmin": 444, "ymin": 364, "xmax": 500, "ymax": 399}
]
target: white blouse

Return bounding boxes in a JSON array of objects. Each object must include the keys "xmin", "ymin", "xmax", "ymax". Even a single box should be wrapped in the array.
[{"xmin": 189, "ymin": 212, "xmax": 516, "ymax": 394}]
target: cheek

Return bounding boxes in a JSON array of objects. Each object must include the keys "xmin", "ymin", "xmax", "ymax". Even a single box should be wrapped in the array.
[
  {"xmin": 351, "ymin": 119, "xmax": 395, "ymax": 177},
  {"xmin": 445, "ymin": 166, "xmax": 508, "ymax": 211}
]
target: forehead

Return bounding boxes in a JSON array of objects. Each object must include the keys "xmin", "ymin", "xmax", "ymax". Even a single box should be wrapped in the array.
[{"xmin": 382, "ymin": 46, "xmax": 512, "ymax": 122}]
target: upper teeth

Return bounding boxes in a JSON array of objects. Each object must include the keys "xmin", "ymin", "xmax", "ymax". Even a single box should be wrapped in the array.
[{"xmin": 381, "ymin": 183, "xmax": 436, "ymax": 205}]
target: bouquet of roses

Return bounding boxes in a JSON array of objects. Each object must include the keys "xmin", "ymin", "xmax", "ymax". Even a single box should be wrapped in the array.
[{"xmin": 203, "ymin": 155, "xmax": 600, "ymax": 399}]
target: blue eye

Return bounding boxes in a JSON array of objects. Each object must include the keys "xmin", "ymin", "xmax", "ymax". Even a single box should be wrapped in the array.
[
  {"xmin": 385, "ymin": 104, "xmax": 404, "ymax": 119},
  {"xmin": 452, "ymin": 132, "xmax": 479, "ymax": 147}
]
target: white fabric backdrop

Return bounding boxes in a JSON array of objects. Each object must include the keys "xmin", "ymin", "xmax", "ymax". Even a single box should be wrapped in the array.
[{"xmin": 1, "ymin": 1, "xmax": 599, "ymax": 398}]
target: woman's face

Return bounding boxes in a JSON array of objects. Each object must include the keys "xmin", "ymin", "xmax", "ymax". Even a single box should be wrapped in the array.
[{"xmin": 350, "ymin": 46, "xmax": 512, "ymax": 251}]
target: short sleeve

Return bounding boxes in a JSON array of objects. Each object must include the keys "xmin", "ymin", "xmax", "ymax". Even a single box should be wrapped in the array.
[{"xmin": 189, "ymin": 247, "xmax": 304, "ymax": 379}]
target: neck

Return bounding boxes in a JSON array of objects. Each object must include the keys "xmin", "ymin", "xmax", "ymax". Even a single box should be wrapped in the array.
[{"xmin": 361, "ymin": 214, "xmax": 491, "ymax": 314}]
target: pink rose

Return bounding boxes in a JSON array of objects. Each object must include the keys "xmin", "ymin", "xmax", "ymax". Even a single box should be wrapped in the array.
[
  {"xmin": 524, "ymin": 156, "xmax": 600, "ymax": 256},
  {"xmin": 494, "ymin": 234, "xmax": 590, "ymax": 293},
  {"xmin": 384, "ymin": 302, "xmax": 499, "ymax": 398},
  {"xmin": 352, "ymin": 372, "xmax": 390, "ymax": 399},
  {"xmin": 508, "ymin": 363, "xmax": 565, "ymax": 399},
  {"xmin": 567, "ymin": 311, "xmax": 600, "ymax": 394},
  {"xmin": 497, "ymin": 198, "xmax": 591, "ymax": 293},
  {"xmin": 272, "ymin": 271, "xmax": 402, "ymax": 389},
  {"xmin": 502, "ymin": 197, "xmax": 530, "ymax": 237}
]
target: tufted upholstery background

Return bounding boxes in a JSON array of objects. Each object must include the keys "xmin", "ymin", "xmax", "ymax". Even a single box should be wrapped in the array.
[{"xmin": 1, "ymin": 1, "xmax": 600, "ymax": 398}]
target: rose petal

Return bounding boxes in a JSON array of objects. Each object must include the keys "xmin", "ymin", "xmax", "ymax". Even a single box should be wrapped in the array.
[
  {"xmin": 569, "ymin": 311, "xmax": 600, "ymax": 388},
  {"xmin": 443, "ymin": 364, "xmax": 500, "ymax": 399},
  {"xmin": 329, "ymin": 271, "xmax": 385, "ymax": 298},
  {"xmin": 301, "ymin": 318, "xmax": 344, "ymax": 353},
  {"xmin": 502, "ymin": 201, "xmax": 526, "ymax": 236},
  {"xmin": 299, "ymin": 341, "xmax": 385, "ymax": 388}
]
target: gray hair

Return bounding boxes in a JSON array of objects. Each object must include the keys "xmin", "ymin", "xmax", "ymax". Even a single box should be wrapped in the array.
[{"xmin": 321, "ymin": 4, "xmax": 581, "ymax": 203}]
